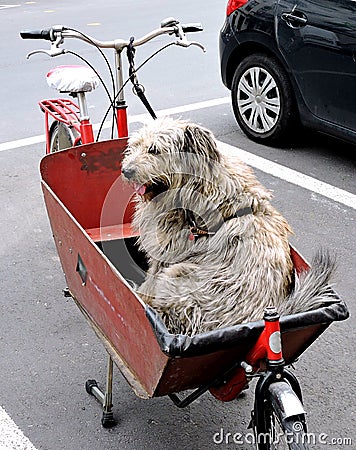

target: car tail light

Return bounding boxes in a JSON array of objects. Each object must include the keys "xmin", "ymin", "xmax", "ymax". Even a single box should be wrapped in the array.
[{"xmin": 226, "ymin": 0, "xmax": 248, "ymax": 16}]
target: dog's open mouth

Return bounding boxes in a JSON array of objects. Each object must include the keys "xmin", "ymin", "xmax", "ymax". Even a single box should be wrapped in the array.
[
  {"xmin": 133, "ymin": 183, "xmax": 147, "ymax": 196},
  {"xmin": 133, "ymin": 180, "xmax": 168, "ymax": 201}
]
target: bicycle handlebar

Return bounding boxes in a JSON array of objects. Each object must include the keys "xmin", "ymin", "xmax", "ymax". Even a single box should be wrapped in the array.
[
  {"xmin": 182, "ymin": 24, "xmax": 204, "ymax": 33},
  {"xmin": 20, "ymin": 28, "xmax": 53, "ymax": 40},
  {"xmin": 20, "ymin": 18, "xmax": 205, "ymax": 58}
]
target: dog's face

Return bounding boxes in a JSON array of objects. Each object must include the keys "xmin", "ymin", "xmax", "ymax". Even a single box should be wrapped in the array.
[{"xmin": 121, "ymin": 118, "xmax": 221, "ymax": 202}]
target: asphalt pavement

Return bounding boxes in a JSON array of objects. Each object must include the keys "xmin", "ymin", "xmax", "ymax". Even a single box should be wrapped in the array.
[{"xmin": 1, "ymin": 1, "xmax": 355, "ymax": 450}]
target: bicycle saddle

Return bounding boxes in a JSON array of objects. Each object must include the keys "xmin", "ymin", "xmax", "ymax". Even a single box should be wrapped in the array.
[{"xmin": 46, "ymin": 65, "xmax": 99, "ymax": 93}]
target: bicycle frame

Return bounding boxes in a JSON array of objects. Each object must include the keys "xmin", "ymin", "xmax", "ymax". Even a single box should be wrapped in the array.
[{"xmin": 163, "ymin": 304, "xmax": 296, "ymax": 409}]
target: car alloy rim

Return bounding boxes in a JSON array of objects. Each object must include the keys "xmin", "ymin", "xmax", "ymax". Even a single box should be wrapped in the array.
[{"xmin": 237, "ymin": 67, "xmax": 281, "ymax": 134}]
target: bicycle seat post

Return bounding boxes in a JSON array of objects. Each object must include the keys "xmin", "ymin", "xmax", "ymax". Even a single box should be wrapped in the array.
[{"xmin": 76, "ymin": 91, "xmax": 94, "ymax": 143}]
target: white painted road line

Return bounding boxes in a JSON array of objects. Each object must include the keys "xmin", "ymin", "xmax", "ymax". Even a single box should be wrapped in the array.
[
  {"xmin": 0, "ymin": 5, "xmax": 21, "ymax": 10},
  {"xmin": 0, "ymin": 135, "xmax": 45, "ymax": 152},
  {"xmin": 218, "ymin": 142, "xmax": 356, "ymax": 210},
  {"xmin": 154, "ymin": 96, "xmax": 231, "ymax": 117},
  {"xmin": 0, "ymin": 405, "xmax": 37, "ymax": 450}
]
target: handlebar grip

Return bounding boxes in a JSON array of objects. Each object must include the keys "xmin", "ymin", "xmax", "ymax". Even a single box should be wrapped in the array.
[
  {"xmin": 20, "ymin": 29, "xmax": 52, "ymax": 40},
  {"xmin": 182, "ymin": 23, "xmax": 203, "ymax": 33}
]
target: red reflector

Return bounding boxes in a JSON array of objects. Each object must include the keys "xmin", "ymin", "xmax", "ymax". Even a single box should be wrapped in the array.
[{"xmin": 227, "ymin": 0, "xmax": 248, "ymax": 16}]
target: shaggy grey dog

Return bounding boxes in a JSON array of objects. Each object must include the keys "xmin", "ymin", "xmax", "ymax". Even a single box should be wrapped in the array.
[{"xmin": 121, "ymin": 117, "xmax": 338, "ymax": 335}]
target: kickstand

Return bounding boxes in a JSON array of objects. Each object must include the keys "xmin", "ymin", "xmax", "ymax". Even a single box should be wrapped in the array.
[{"xmin": 86, "ymin": 353, "xmax": 117, "ymax": 428}]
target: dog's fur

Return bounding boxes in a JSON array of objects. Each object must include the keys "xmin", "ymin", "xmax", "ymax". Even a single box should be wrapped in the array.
[{"xmin": 121, "ymin": 117, "xmax": 338, "ymax": 335}]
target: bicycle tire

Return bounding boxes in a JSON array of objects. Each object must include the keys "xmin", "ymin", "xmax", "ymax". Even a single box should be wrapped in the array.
[
  {"xmin": 49, "ymin": 121, "xmax": 81, "ymax": 153},
  {"xmin": 267, "ymin": 412, "xmax": 308, "ymax": 450},
  {"xmin": 255, "ymin": 408, "xmax": 309, "ymax": 450}
]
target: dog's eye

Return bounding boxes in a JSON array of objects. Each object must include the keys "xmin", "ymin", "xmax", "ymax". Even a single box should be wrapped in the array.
[{"xmin": 148, "ymin": 144, "xmax": 159, "ymax": 155}]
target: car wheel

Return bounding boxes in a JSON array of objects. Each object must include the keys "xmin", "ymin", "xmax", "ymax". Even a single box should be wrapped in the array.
[{"xmin": 231, "ymin": 53, "xmax": 297, "ymax": 145}]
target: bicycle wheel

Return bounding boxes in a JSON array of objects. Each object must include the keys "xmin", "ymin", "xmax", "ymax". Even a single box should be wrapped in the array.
[
  {"xmin": 49, "ymin": 121, "xmax": 81, "ymax": 152},
  {"xmin": 263, "ymin": 412, "xmax": 309, "ymax": 450},
  {"xmin": 254, "ymin": 406, "xmax": 309, "ymax": 450}
]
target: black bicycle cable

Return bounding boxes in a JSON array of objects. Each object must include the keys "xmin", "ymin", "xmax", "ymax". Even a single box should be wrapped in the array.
[
  {"xmin": 95, "ymin": 41, "xmax": 175, "ymax": 141},
  {"xmin": 65, "ymin": 50, "xmax": 117, "ymax": 139},
  {"xmin": 65, "ymin": 28, "xmax": 117, "ymax": 139},
  {"xmin": 66, "ymin": 28, "xmax": 116, "ymax": 93}
]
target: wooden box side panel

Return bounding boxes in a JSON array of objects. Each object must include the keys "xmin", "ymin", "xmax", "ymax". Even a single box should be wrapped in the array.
[{"xmin": 42, "ymin": 184, "xmax": 168, "ymax": 397}]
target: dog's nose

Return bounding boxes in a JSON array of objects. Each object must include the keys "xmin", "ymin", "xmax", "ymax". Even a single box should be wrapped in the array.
[{"xmin": 121, "ymin": 166, "xmax": 135, "ymax": 180}]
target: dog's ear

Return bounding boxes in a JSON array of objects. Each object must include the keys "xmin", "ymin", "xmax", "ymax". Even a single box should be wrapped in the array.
[{"xmin": 182, "ymin": 124, "xmax": 221, "ymax": 162}]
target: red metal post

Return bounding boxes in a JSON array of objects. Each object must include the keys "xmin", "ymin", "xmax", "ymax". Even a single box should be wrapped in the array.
[
  {"xmin": 44, "ymin": 110, "xmax": 51, "ymax": 154},
  {"xmin": 116, "ymin": 106, "xmax": 128, "ymax": 138},
  {"xmin": 263, "ymin": 307, "xmax": 283, "ymax": 363},
  {"xmin": 80, "ymin": 119, "xmax": 95, "ymax": 144}
]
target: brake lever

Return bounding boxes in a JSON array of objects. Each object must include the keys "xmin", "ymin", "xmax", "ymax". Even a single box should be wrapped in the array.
[
  {"xmin": 27, "ymin": 47, "xmax": 66, "ymax": 59},
  {"xmin": 26, "ymin": 32, "xmax": 65, "ymax": 59},
  {"xmin": 188, "ymin": 41, "xmax": 206, "ymax": 52},
  {"xmin": 176, "ymin": 40, "xmax": 206, "ymax": 52},
  {"xmin": 173, "ymin": 22, "xmax": 206, "ymax": 53}
]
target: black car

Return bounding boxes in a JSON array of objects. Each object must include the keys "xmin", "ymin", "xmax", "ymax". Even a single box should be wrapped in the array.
[{"xmin": 219, "ymin": 0, "xmax": 356, "ymax": 146}]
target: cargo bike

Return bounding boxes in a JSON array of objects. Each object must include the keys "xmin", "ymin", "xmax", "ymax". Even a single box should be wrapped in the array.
[
  {"xmin": 40, "ymin": 138, "xmax": 349, "ymax": 450},
  {"xmin": 23, "ymin": 16, "xmax": 349, "ymax": 449}
]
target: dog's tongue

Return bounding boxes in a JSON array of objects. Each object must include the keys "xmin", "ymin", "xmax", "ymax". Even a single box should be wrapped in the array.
[{"xmin": 134, "ymin": 183, "xmax": 146, "ymax": 196}]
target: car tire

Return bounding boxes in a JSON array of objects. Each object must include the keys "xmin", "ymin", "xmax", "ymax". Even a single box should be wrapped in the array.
[{"xmin": 231, "ymin": 53, "xmax": 297, "ymax": 145}]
